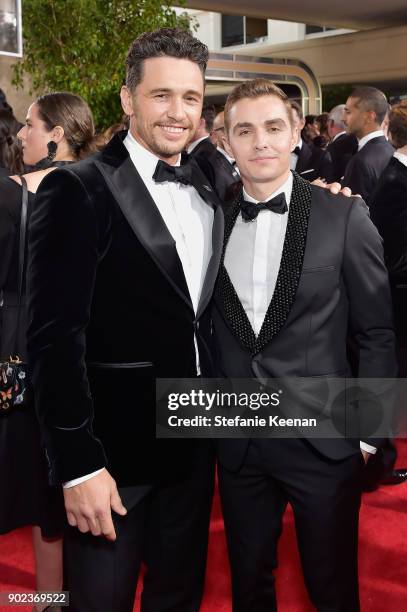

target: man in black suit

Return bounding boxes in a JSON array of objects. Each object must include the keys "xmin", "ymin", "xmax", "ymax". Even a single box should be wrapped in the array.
[
  {"xmin": 188, "ymin": 105, "xmax": 240, "ymax": 200},
  {"xmin": 326, "ymin": 104, "xmax": 358, "ymax": 182},
  {"xmin": 290, "ymin": 100, "xmax": 333, "ymax": 182},
  {"xmin": 342, "ymin": 86, "xmax": 394, "ymax": 205},
  {"xmin": 212, "ymin": 79, "xmax": 396, "ymax": 611},
  {"xmin": 27, "ymin": 28, "xmax": 224, "ymax": 612},
  {"xmin": 369, "ymin": 100, "xmax": 407, "ymax": 486}
]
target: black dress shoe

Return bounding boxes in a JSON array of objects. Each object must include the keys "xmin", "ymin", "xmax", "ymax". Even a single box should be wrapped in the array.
[{"xmin": 380, "ymin": 468, "xmax": 407, "ymax": 485}]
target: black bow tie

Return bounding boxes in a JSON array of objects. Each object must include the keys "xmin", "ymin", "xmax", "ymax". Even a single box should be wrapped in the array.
[
  {"xmin": 293, "ymin": 146, "xmax": 301, "ymax": 156},
  {"xmin": 240, "ymin": 192, "xmax": 288, "ymax": 222},
  {"xmin": 152, "ymin": 159, "xmax": 193, "ymax": 186}
]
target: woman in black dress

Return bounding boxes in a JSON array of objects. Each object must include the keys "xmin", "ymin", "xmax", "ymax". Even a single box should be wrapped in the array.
[{"xmin": 0, "ymin": 92, "xmax": 96, "ymax": 610}]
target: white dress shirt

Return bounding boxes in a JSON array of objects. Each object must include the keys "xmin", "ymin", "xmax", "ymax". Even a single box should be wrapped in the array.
[
  {"xmin": 64, "ymin": 131, "xmax": 214, "ymax": 488},
  {"xmin": 224, "ymin": 170, "xmax": 375, "ymax": 456},
  {"xmin": 394, "ymin": 150, "xmax": 407, "ymax": 168},
  {"xmin": 124, "ymin": 131, "xmax": 213, "ymax": 315},
  {"xmin": 225, "ymin": 173, "xmax": 292, "ymax": 336},
  {"xmin": 290, "ymin": 139, "xmax": 302, "ymax": 170},
  {"xmin": 358, "ymin": 130, "xmax": 384, "ymax": 151}
]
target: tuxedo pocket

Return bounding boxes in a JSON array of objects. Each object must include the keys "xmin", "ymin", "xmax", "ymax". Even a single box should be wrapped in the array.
[{"xmin": 88, "ymin": 361, "xmax": 154, "ymax": 370}]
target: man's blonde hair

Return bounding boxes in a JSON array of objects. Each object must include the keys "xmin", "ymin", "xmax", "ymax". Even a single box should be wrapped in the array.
[{"xmin": 224, "ymin": 79, "xmax": 295, "ymax": 134}]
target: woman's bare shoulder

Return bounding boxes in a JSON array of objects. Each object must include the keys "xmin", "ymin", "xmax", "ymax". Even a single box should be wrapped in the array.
[{"xmin": 9, "ymin": 168, "xmax": 56, "ymax": 194}]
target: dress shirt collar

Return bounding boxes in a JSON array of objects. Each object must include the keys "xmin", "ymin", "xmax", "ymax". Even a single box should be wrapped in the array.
[
  {"xmin": 394, "ymin": 151, "xmax": 407, "ymax": 168},
  {"xmin": 358, "ymin": 130, "xmax": 384, "ymax": 151},
  {"xmin": 242, "ymin": 172, "xmax": 293, "ymax": 209},
  {"xmin": 332, "ymin": 131, "xmax": 347, "ymax": 143},
  {"xmin": 123, "ymin": 130, "xmax": 181, "ymax": 182},
  {"xmin": 187, "ymin": 136, "xmax": 209, "ymax": 154}
]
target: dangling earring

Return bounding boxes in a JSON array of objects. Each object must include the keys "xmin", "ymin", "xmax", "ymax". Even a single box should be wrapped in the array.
[{"xmin": 47, "ymin": 141, "xmax": 57, "ymax": 161}]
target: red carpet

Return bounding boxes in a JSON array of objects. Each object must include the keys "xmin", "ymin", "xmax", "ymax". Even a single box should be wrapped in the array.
[{"xmin": 1, "ymin": 440, "xmax": 407, "ymax": 611}]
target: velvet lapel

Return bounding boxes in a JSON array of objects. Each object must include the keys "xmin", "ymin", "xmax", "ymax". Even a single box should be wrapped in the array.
[
  {"xmin": 254, "ymin": 172, "xmax": 311, "ymax": 354},
  {"xmin": 95, "ymin": 133, "xmax": 192, "ymax": 311},
  {"xmin": 215, "ymin": 190, "xmax": 257, "ymax": 352}
]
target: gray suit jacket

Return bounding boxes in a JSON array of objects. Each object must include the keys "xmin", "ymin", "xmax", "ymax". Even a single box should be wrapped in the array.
[{"xmin": 213, "ymin": 172, "xmax": 397, "ymax": 470}]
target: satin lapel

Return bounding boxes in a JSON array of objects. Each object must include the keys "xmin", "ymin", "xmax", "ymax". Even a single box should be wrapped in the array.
[
  {"xmin": 187, "ymin": 160, "xmax": 225, "ymax": 318},
  {"xmin": 197, "ymin": 204, "xmax": 224, "ymax": 318},
  {"xmin": 214, "ymin": 190, "xmax": 257, "ymax": 352},
  {"xmin": 254, "ymin": 172, "xmax": 312, "ymax": 354},
  {"xmin": 95, "ymin": 155, "xmax": 192, "ymax": 310}
]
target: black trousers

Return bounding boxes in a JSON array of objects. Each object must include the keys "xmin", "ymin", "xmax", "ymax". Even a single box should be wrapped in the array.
[
  {"xmin": 64, "ymin": 442, "xmax": 215, "ymax": 612},
  {"xmin": 218, "ymin": 438, "xmax": 363, "ymax": 612}
]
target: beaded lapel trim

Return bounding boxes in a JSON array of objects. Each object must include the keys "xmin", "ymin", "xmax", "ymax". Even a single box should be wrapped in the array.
[{"xmin": 215, "ymin": 172, "xmax": 312, "ymax": 355}]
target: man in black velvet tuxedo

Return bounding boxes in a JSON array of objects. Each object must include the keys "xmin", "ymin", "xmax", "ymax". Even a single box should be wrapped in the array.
[
  {"xmin": 342, "ymin": 86, "xmax": 394, "ymax": 205},
  {"xmin": 290, "ymin": 100, "xmax": 334, "ymax": 183},
  {"xmin": 188, "ymin": 105, "xmax": 240, "ymax": 201},
  {"xmin": 212, "ymin": 79, "xmax": 396, "ymax": 612},
  {"xmin": 27, "ymin": 28, "xmax": 224, "ymax": 612},
  {"xmin": 326, "ymin": 104, "xmax": 358, "ymax": 182}
]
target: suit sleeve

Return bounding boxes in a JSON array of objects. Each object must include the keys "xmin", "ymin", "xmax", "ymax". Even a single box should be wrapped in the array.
[
  {"xmin": 27, "ymin": 168, "xmax": 107, "ymax": 484},
  {"xmin": 342, "ymin": 197, "xmax": 397, "ymax": 447}
]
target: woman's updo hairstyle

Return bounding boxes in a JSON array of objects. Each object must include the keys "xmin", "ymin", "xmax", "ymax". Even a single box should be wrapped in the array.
[{"xmin": 35, "ymin": 92, "xmax": 97, "ymax": 160}]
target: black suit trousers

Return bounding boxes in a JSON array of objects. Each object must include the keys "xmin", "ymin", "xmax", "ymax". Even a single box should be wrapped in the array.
[
  {"xmin": 218, "ymin": 438, "xmax": 363, "ymax": 612},
  {"xmin": 64, "ymin": 441, "xmax": 215, "ymax": 612}
]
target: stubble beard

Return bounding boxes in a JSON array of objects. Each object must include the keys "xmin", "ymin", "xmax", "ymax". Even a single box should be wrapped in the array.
[
  {"xmin": 149, "ymin": 131, "xmax": 190, "ymax": 159},
  {"xmin": 135, "ymin": 116, "xmax": 193, "ymax": 159}
]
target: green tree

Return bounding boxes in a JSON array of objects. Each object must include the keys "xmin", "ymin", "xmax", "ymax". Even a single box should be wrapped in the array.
[
  {"xmin": 321, "ymin": 84, "xmax": 355, "ymax": 112},
  {"xmin": 13, "ymin": 0, "xmax": 196, "ymax": 129}
]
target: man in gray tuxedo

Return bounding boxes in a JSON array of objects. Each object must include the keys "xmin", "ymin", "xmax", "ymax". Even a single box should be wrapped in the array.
[{"xmin": 212, "ymin": 79, "xmax": 396, "ymax": 612}]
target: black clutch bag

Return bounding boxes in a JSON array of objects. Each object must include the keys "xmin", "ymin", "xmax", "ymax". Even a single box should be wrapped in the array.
[{"xmin": 0, "ymin": 176, "xmax": 31, "ymax": 413}]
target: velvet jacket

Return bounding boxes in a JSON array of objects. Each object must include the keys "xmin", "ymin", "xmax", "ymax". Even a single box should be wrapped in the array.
[
  {"xmin": 27, "ymin": 133, "xmax": 224, "ymax": 486},
  {"xmin": 212, "ymin": 173, "xmax": 397, "ymax": 472}
]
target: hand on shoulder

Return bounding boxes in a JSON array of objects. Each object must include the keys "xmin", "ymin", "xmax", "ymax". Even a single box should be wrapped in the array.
[{"xmin": 311, "ymin": 178, "xmax": 360, "ymax": 199}]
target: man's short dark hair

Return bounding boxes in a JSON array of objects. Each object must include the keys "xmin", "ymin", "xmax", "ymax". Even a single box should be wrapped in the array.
[
  {"xmin": 349, "ymin": 86, "xmax": 389, "ymax": 125},
  {"xmin": 202, "ymin": 105, "xmax": 216, "ymax": 133},
  {"xmin": 224, "ymin": 79, "xmax": 294, "ymax": 133},
  {"xmin": 126, "ymin": 28, "xmax": 209, "ymax": 91}
]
